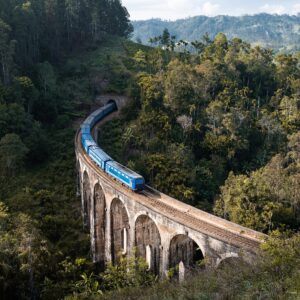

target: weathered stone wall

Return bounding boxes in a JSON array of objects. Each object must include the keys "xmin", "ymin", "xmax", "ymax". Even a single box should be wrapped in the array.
[
  {"xmin": 94, "ymin": 183, "xmax": 106, "ymax": 269},
  {"xmin": 169, "ymin": 234, "xmax": 203, "ymax": 269},
  {"xmin": 110, "ymin": 198, "xmax": 130, "ymax": 264},
  {"xmin": 82, "ymin": 171, "xmax": 91, "ymax": 229},
  {"xmin": 135, "ymin": 215, "xmax": 161, "ymax": 274}
]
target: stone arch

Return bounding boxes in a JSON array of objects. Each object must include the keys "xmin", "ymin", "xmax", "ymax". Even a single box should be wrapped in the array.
[
  {"xmin": 110, "ymin": 198, "xmax": 130, "ymax": 264},
  {"xmin": 83, "ymin": 171, "xmax": 91, "ymax": 229},
  {"xmin": 169, "ymin": 234, "xmax": 204, "ymax": 271},
  {"xmin": 217, "ymin": 253, "xmax": 244, "ymax": 269},
  {"xmin": 93, "ymin": 183, "xmax": 106, "ymax": 269},
  {"xmin": 135, "ymin": 215, "xmax": 161, "ymax": 275}
]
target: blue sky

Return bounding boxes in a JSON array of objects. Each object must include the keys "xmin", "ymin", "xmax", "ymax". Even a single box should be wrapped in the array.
[{"xmin": 122, "ymin": 0, "xmax": 300, "ymax": 20}]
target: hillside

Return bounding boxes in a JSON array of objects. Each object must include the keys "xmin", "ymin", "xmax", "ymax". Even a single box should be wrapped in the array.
[
  {"xmin": 132, "ymin": 14, "xmax": 300, "ymax": 52},
  {"xmin": 1, "ymin": 0, "xmax": 300, "ymax": 298}
]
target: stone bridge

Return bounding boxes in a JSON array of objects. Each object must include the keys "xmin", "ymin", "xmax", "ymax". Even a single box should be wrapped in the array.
[{"xmin": 75, "ymin": 97, "xmax": 266, "ymax": 277}]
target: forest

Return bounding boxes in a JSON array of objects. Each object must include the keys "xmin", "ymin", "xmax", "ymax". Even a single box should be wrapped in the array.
[
  {"xmin": 0, "ymin": 0, "xmax": 300, "ymax": 299},
  {"xmin": 101, "ymin": 29, "xmax": 300, "ymax": 234},
  {"xmin": 132, "ymin": 14, "xmax": 300, "ymax": 53}
]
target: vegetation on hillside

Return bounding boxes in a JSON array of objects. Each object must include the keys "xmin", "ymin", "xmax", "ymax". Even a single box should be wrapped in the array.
[
  {"xmin": 80, "ymin": 231, "xmax": 300, "ymax": 300},
  {"xmin": 0, "ymin": 0, "xmax": 300, "ymax": 298},
  {"xmin": 132, "ymin": 14, "xmax": 300, "ymax": 53},
  {"xmin": 100, "ymin": 32, "xmax": 300, "ymax": 235},
  {"xmin": 0, "ymin": 0, "xmax": 135, "ymax": 298},
  {"xmin": 94, "ymin": 31, "xmax": 300, "ymax": 298}
]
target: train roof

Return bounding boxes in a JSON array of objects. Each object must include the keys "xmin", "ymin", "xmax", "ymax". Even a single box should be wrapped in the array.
[
  {"xmin": 85, "ymin": 139, "xmax": 97, "ymax": 147},
  {"xmin": 89, "ymin": 146, "xmax": 112, "ymax": 161},
  {"xmin": 82, "ymin": 116, "xmax": 94, "ymax": 126},
  {"xmin": 81, "ymin": 132, "xmax": 93, "ymax": 140},
  {"xmin": 82, "ymin": 103, "xmax": 116, "ymax": 126},
  {"xmin": 106, "ymin": 160, "xmax": 144, "ymax": 180},
  {"xmin": 90, "ymin": 107, "xmax": 105, "ymax": 117},
  {"xmin": 81, "ymin": 124, "xmax": 90, "ymax": 129}
]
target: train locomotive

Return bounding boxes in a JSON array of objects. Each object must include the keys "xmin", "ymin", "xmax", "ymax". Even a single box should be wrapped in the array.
[{"xmin": 80, "ymin": 102, "xmax": 145, "ymax": 191}]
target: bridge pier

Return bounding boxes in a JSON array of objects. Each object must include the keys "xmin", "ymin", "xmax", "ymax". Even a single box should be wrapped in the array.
[
  {"xmin": 105, "ymin": 197, "xmax": 112, "ymax": 264},
  {"xmin": 161, "ymin": 238, "xmax": 171, "ymax": 278}
]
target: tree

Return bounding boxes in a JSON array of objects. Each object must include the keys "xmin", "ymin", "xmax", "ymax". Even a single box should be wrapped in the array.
[
  {"xmin": 33, "ymin": 61, "xmax": 58, "ymax": 123},
  {"xmin": 133, "ymin": 50, "xmax": 147, "ymax": 71},
  {"xmin": 13, "ymin": 76, "xmax": 39, "ymax": 113},
  {"xmin": 260, "ymin": 231, "xmax": 300, "ymax": 286},
  {"xmin": 0, "ymin": 133, "xmax": 28, "ymax": 176},
  {"xmin": 12, "ymin": 1, "xmax": 40, "ymax": 68},
  {"xmin": 0, "ymin": 19, "xmax": 15, "ymax": 85},
  {"xmin": 149, "ymin": 29, "xmax": 176, "ymax": 51},
  {"xmin": 279, "ymin": 95, "xmax": 300, "ymax": 132},
  {"xmin": 161, "ymin": 28, "xmax": 171, "ymax": 47},
  {"xmin": 101, "ymin": 255, "xmax": 156, "ymax": 290},
  {"xmin": 214, "ymin": 132, "xmax": 300, "ymax": 231},
  {"xmin": 164, "ymin": 59, "xmax": 205, "ymax": 116}
]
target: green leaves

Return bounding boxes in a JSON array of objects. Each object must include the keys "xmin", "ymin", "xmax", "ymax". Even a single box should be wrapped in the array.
[
  {"xmin": 0, "ymin": 133, "xmax": 28, "ymax": 176},
  {"xmin": 73, "ymin": 272, "xmax": 103, "ymax": 296},
  {"xmin": 101, "ymin": 255, "xmax": 156, "ymax": 291},
  {"xmin": 0, "ymin": 18, "xmax": 15, "ymax": 85},
  {"xmin": 215, "ymin": 132, "xmax": 300, "ymax": 231}
]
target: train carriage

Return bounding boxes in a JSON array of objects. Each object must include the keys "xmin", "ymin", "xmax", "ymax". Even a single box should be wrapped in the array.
[
  {"xmin": 82, "ymin": 115, "xmax": 94, "ymax": 127},
  {"xmin": 81, "ymin": 125, "xmax": 91, "ymax": 135},
  {"xmin": 89, "ymin": 146, "xmax": 112, "ymax": 170},
  {"xmin": 90, "ymin": 108, "xmax": 105, "ymax": 127},
  {"xmin": 105, "ymin": 160, "xmax": 145, "ymax": 191},
  {"xmin": 80, "ymin": 101, "xmax": 145, "ymax": 192},
  {"xmin": 81, "ymin": 134, "xmax": 97, "ymax": 152}
]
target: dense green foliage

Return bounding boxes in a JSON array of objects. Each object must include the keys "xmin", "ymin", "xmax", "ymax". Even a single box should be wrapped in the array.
[
  {"xmin": 96, "ymin": 35, "xmax": 300, "ymax": 296},
  {"xmin": 132, "ymin": 14, "xmax": 300, "ymax": 53},
  {"xmin": 100, "ymin": 33, "xmax": 300, "ymax": 231},
  {"xmin": 0, "ymin": 0, "xmax": 133, "ymax": 165},
  {"xmin": 0, "ymin": 0, "xmax": 132, "ymax": 71},
  {"xmin": 1, "ymin": 1, "xmax": 300, "ymax": 297},
  {"xmin": 68, "ymin": 231, "xmax": 300, "ymax": 299},
  {"xmin": 215, "ymin": 133, "xmax": 300, "ymax": 231},
  {"xmin": 0, "ymin": 1, "xmax": 134, "ymax": 298}
]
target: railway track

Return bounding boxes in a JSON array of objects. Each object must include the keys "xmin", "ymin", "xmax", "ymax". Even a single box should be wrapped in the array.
[
  {"xmin": 140, "ymin": 187, "xmax": 262, "ymax": 252},
  {"xmin": 76, "ymin": 112, "xmax": 266, "ymax": 254}
]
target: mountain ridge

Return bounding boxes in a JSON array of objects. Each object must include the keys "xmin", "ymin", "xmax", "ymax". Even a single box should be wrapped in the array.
[{"xmin": 132, "ymin": 13, "xmax": 300, "ymax": 52}]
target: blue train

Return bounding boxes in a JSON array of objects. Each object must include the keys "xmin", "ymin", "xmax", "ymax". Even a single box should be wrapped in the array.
[{"xmin": 80, "ymin": 102, "xmax": 145, "ymax": 191}]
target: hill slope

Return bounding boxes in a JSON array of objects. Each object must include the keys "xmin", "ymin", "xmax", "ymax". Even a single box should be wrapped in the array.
[{"xmin": 132, "ymin": 14, "xmax": 300, "ymax": 52}]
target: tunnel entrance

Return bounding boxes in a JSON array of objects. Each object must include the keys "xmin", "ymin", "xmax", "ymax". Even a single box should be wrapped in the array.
[
  {"xmin": 169, "ymin": 235, "xmax": 204, "ymax": 276},
  {"xmin": 135, "ymin": 215, "xmax": 161, "ymax": 275},
  {"xmin": 106, "ymin": 99, "xmax": 118, "ymax": 111},
  {"xmin": 83, "ymin": 171, "xmax": 91, "ymax": 230},
  {"xmin": 93, "ymin": 183, "xmax": 106, "ymax": 269},
  {"xmin": 110, "ymin": 198, "xmax": 129, "ymax": 264}
]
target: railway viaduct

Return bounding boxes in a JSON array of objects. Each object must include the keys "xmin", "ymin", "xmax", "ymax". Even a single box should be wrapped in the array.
[{"xmin": 75, "ymin": 96, "xmax": 266, "ymax": 278}]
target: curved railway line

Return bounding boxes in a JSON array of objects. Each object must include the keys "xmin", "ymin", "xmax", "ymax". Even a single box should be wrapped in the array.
[{"xmin": 75, "ymin": 107, "xmax": 266, "ymax": 254}]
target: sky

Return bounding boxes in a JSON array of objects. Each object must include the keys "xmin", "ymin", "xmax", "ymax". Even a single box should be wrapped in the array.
[{"xmin": 122, "ymin": 0, "xmax": 300, "ymax": 20}]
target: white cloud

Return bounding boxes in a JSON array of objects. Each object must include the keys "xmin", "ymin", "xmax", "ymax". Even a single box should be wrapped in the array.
[
  {"xmin": 122, "ymin": 0, "xmax": 300, "ymax": 20},
  {"xmin": 123, "ymin": 0, "xmax": 221, "ymax": 20},
  {"xmin": 201, "ymin": 2, "xmax": 220, "ymax": 16},
  {"xmin": 259, "ymin": 4, "xmax": 286, "ymax": 14},
  {"xmin": 293, "ymin": 3, "xmax": 300, "ymax": 13}
]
